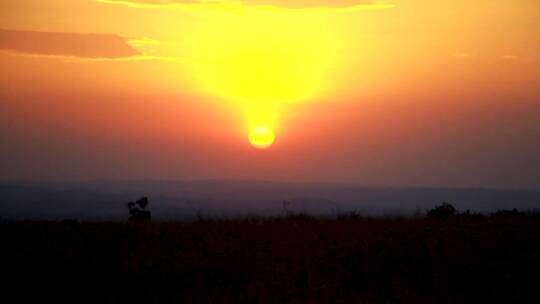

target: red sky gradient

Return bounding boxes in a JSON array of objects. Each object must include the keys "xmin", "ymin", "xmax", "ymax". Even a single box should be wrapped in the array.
[{"xmin": 1, "ymin": 0, "xmax": 539, "ymax": 188}]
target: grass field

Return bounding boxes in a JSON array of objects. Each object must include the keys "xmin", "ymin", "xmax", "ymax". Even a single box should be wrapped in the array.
[{"xmin": 2, "ymin": 215, "xmax": 539, "ymax": 303}]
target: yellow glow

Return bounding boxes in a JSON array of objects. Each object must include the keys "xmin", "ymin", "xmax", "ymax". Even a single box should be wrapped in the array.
[
  {"xmin": 249, "ymin": 126, "xmax": 275, "ymax": 149},
  {"xmin": 187, "ymin": 11, "xmax": 337, "ymax": 103},
  {"xmin": 184, "ymin": 8, "xmax": 339, "ymax": 147}
]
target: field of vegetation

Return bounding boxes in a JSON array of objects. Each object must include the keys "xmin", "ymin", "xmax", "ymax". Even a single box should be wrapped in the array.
[{"xmin": 2, "ymin": 211, "xmax": 540, "ymax": 303}]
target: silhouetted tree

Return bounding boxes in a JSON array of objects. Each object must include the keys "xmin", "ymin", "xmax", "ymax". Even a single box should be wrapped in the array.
[
  {"xmin": 281, "ymin": 200, "xmax": 312, "ymax": 221},
  {"xmin": 127, "ymin": 197, "xmax": 151, "ymax": 221},
  {"xmin": 491, "ymin": 208, "xmax": 524, "ymax": 218},
  {"xmin": 282, "ymin": 200, "xmax": 291, "ymax": 216},
  {"xmin": 427, "ymin": 202, "xmax": 457, "ymax": 219}
]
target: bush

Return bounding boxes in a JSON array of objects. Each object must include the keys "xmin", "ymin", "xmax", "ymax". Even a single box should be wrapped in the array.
[
  {"xmin": 491, "ymin": 208, "xmax": 524, "ymax": 218},
  {"xmin": 456, "ymin": 210, "xmax": 485, "ymax": 220},
  {"xmin": 427, "ymin": 202, "xmax": 457, "ymax": 219},
  {"xmin": 127, "ymin": 197, "xmax": 152, "ymax": 221}
]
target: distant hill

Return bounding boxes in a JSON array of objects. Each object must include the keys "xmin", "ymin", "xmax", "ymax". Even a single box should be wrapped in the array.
[{"xmin": 1, "ymin": 180, "xmax": 539, "ymax": 220}]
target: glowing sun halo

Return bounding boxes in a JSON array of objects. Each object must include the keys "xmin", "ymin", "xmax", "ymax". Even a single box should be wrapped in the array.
[
  {"xmin": 185, "ymin": 8, "xmax": 339, "ymax": 149},
  {"xmin": 248, "ymin": 126, "xmax": 275, "ymax": 149}
]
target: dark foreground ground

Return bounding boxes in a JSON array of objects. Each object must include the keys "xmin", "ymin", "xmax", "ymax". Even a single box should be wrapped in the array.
[{"xmin": 2, "ymin": 216, "xmax": 540, "ymax": 303}]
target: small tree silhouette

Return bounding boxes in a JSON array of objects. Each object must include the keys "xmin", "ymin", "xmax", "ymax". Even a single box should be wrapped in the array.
[
  {"xmin": 127, "ymin": 197, "xmax": 152, "ymax": 221},
  {"xmin": 282, "ymin": 200, "xmax": 292, "ymax": 216},
  {"xmin": 427, "ymin": 202, "xmax": 457, "ymax": 219},
  {"xmin": 492, "ymin": 208, "xmax": 524, "ymax": 218}
]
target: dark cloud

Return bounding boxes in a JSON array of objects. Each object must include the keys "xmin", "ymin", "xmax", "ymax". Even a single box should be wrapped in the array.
[{"xmin": 0, "ymin": 29, "xmax": 140, "ymax": 58}]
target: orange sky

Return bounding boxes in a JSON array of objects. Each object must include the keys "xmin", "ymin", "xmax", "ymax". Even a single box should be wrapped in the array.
[{"xmin": 1, "ymin": 0, "xmax": 539, "ymax": 187}]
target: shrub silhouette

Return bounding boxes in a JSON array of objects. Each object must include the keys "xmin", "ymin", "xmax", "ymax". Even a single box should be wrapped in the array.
[
  {"xmin": 457, "ymin": 209, "xmax": 485, "ymax": 219},
  {"xmin": 127, "ymin": 197, "xmax": 151, "ymax": 221},
  {"xmin": 281, "ymin": 200, "xmax": 314, "ymax": 221},
  {"xmin": 337, "ymin": 211, "xmax": 363, "ymax": 220},
  {"xmin": 491, "ymin": 208, "xmax": 524, "ymax": 218},
  {"xmin": 282, "ymin": 200, "xmax": 292, "ymax": 216},
  {"xmin": 427, "ymin": 202, "xmax": 457, "ymax": 219}
]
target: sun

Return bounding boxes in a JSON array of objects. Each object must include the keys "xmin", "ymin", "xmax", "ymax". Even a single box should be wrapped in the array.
[
  {"xmin": 248, "ymin": 126, "xmax": 275, "ymax": 149},
  {"xmin": 184, "ymin": 8, "xmax": 339, "ymax": 148}
]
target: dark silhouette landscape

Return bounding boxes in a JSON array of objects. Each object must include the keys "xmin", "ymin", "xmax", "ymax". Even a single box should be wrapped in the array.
[
  {"xmin": 2, "ymin": 201, "xmax": 539, "ymax": 303},
  {"xmin": 2, "ymin": 180, "xmax": 540, "ymax": 220},
  {"xmin": 2, "ymin": 184, "xmax": 540, "ymax": 303}
]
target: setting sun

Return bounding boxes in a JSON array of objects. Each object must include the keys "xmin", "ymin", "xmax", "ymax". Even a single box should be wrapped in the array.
[
  {"xmin": 248, "ymin": 126, "xmax": 275, "ymax": 149},
  {"xmin": 184, "ymin": 7, "xmax": 339, "ymax": 147}
]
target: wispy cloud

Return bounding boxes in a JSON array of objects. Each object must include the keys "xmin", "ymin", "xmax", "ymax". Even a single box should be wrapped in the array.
[
  {"xmin": 499, "ymin": 55, "xmax": 519, "ymax": 61},
  {"xmin": 0, "ymin": 29, "xmax": 140, "ymax": 59},
  {"xmin": 0, "ymin": 50, "xmax": 184, "ymax": 64},
  {"xmin": 96, "ymin": 0, "xmax": 396, "ymax": 11}
]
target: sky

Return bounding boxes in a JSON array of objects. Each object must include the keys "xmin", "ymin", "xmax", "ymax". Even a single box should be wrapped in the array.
[{"xmin": 1, "ymin": 0, "xmax": 539, "ymax": 188}]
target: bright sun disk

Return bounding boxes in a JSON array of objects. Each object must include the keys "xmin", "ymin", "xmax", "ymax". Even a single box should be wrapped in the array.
[{"xmin": 248, "ymin": 126, "xmax": 275, "ymax": 149}]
